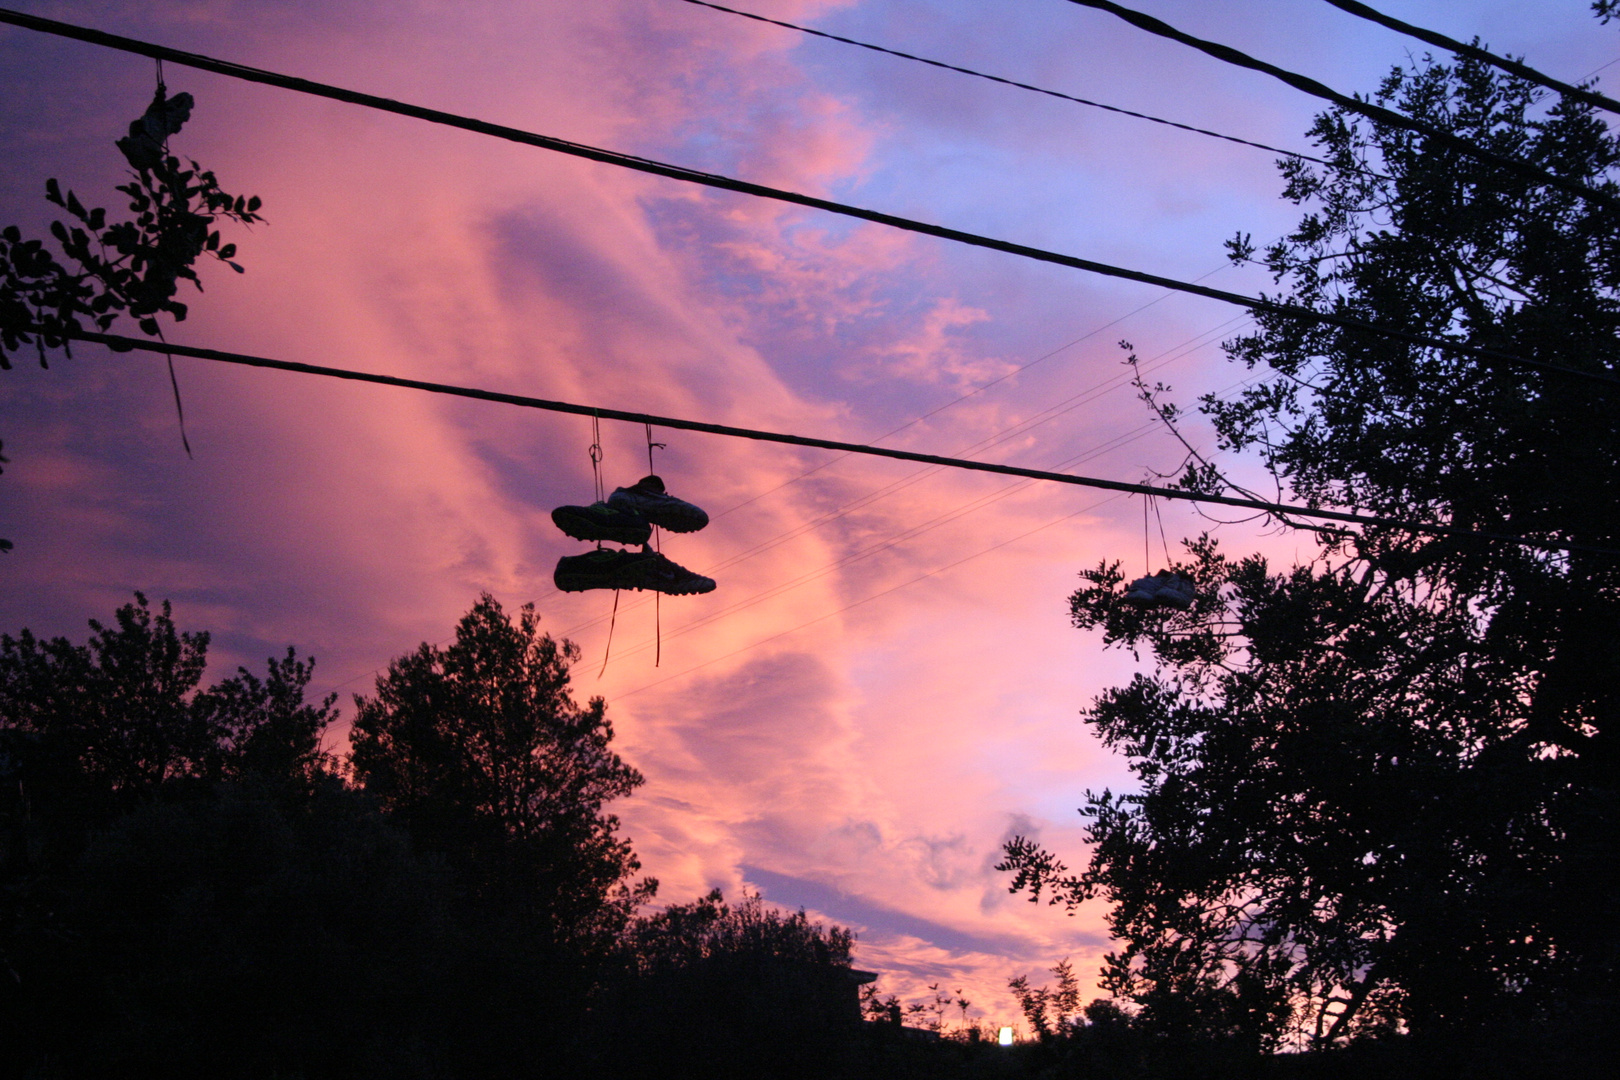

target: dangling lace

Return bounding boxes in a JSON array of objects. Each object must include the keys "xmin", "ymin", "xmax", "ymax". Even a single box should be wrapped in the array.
[
  {"xmin": 1143, "ymin": 492, "xmax": 1151, "ymax": 576},
  {"xmin": 1151, "ymin": 491, "xmax": 1173, "ymax": 566},
  {"xmin": 645, "ymin": 422, "xmax": 667, "ymax": 666},
  {"xmin": 598, "ymin": 587, "xmax": 621, "ymax": 679},
  {"xmin": 589, "ymin": 411, "xmax": 619, "ymax": 677},
  {"xmin": 150, "ymin": 60, "xmax": 192, "ymax": 459},
  {"xmin": 589, "ymin": 411, "xmax": 605, "ymax": 505}
]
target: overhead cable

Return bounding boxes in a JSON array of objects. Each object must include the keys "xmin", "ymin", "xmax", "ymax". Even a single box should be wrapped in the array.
[
  {"xmin": 556, "ymin": 321, "xmax": 1245, "ymax": 643},
  {"xmin": 675, "ymin": 0, "xmax": 1345, "ymax": 172},
  {"xmin": 707, "ymin": 263, "xmax": 1228, "ymax": 523},
  {"xmin": 1060, "ymin": 0, "xmax": 1620, "ymax": 213},
  {"xmin": 613, "ymin": 491, "xmax": 1123, "ymax": 701},
  {"xmin": 0, "ymin": 7, "xmax": 1611, "ymax": 388},
  {"xmin": 60, "ymin": 326, "xmax": 1619, "ymax": 559},
  {"xmin": 1319, "ymin": 0, "xmax": 1620, "ymax": 115}
]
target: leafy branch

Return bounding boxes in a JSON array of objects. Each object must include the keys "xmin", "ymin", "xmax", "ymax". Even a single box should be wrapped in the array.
[{"xmin": 0, "ymin": 84, "xmax": 261, "ymax": 369}]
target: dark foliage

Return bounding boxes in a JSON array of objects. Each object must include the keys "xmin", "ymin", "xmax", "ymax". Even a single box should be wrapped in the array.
[
  {"xmin": 585, "ymin": 889, "xmax": 862, "ymax": 1079},
  {"xmin": 29, "ymin": 780, "xmax": 459, "ymax": 1080},
  {"xmin": 0, "ymin": 595, "xmax": 435, "ymax": 1080},
  {"xmin": 347, "ymin": 593, "xmax": 656, "ymax": 950},
  {"xmin": 0, "ymin": 83, "xmax": 261, "ymax": 369},
  {"xmin": 1, "ymin": 592, "xmax": 895, "ymax": 1079},
  {"xmin": 1002, "ymin": 31, "xmax": 1619, "ymax": 1074}
]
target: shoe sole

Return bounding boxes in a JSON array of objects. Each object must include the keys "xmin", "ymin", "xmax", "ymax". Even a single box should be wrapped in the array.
[
  {"xmin": 551, "ymin": 506, "xmax": 651, "ymax": 545},
  {"xmin": 645, "ymin": 576, "xmax": 715, "ymax": 595},
  {"xmin": 554, "ymin": 559, "xmax": 715, "ymax": 595},
  {"xmin": 554, "ymin": 575, "xmax": 715, "ymax": 595}
]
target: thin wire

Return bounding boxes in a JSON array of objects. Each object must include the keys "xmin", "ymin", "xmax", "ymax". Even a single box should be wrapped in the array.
[
  {"xmin": 547, "ymin": 320, "xmax": 1248, "ymax": 646},
  {"xmin": 644, "ymin": 422, "xmax": 664, "ymax": 477},
  {"xmin": 613, "ymin": 491, "xmax": 1129, "ymax": 701},
  {"xmin": 705, "ymin": 263, "xmax": 1229, "ymax": 524},
  {"xmin": 1318, "ymin": 0, "xmax": 1620, "ymax": 115},
  {"xmin": 0, "ymin": 8, "xmax": 1609, "ymax": 387},
  {"xmin": 1060, "ymin": 0, "xmax": 1620, "ymax": 213},
  {"xmin": 154, "ymin": 325, "xmax": 191, "ymax": 459},
  {"xmin": 1152, "ymin": 492, "xmax": 1173, "ymax": 564},
  {"xmin": 676, "ymin": 0, "xmax": 1354, "ymax": 173},
  {"xmin": 589, "ymin": 411, "xmax": 618, "ymax": 676},
  {"xmin": 1583, "ymin": 57, "xmax": 1620, "ymax": 80},
  {"xmin": 317, "ymin": 311, "xmax": 1246, "ymax": 698},
  {"xmin": 66, "ymin": 326, "xmax": 1617, "ymax": 558}
]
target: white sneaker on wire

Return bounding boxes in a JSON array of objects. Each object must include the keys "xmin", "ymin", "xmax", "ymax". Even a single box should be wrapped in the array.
[
  {"xmin": 1123, "ymin": 570, "xmax": 1195, "ymax": 610},
  {"xmin": 1154, "ymin": 572, "xmax": 1195, "ymax": 610},
  {"xmin": 1123, "ymin": 574, "xmax": 1163, "ymax": 606}
]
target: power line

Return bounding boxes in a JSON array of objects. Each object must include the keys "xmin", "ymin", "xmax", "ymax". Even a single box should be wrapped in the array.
[
  {"xmin": 613, "ymin": 491, "xmax": 1127, "ymax": 701},
  {"xmin": 1319, "ymin": 0, "xmax": 1620, "ymax": 115},
  {"xmin": 1060, "ymin": 0, "xmax": 1620, "ymax": 213},
  {"xmin": 319, "ymin": 317, "xmax": 1237, "ymax": 697},
  {"xmin": 61, "ymin": 326, "xmax": 1619, "ymax": 558},
  {"xmin": 703, "ymin": 262, "xmax": 1228, "ymax": 524},
  {"xmin": 550, "ymin": 324, "xmax": 1243, "ymax": 648},
  {"xmin": 675, "ymin": 0, "xmax": 1346, "ymax": 172},
  {"xmin": 0, "ymin": 8, "xmax": 1611, "ymax": 388},
  {"xmin": 1584, "ymin": 57, "xmax": 1620, "ymax": 81},
  {"xmin": 578, "ymin": 401, "xmax": 1232, "ymax": 669}
]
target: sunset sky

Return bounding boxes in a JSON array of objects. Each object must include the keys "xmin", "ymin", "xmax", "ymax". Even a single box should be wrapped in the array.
[{"xmin": 2, "ymin": 0, "xmax": 1612, "ymax": 1029}]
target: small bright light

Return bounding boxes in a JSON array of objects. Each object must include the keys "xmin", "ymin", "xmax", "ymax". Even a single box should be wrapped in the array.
[{"xmin": 998, "ymin": 1026, "xmax": 1014, "ymax": 1046}]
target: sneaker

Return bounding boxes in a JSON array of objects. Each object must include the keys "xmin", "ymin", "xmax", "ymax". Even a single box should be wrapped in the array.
[
  {"xmin": 551, "ymin": 501, "xmax": 652, "ymax": 545},
  {"xmin": 1122, "ymin": 574, "xmax": 1162, "ymax": 606},
  {"xmin": 629, "ymin": 550, "xmax": 717, "ymax": 595},
  {"xmin": 554, "ymin": 548, "xmax": 716, "ymax": 595},
  {"xmin": 1154, "ymin": 572, "xmax": 1195, "ymax": 610},
  {"xmin": 606, "ymin": 475, "xmax": 709, "ymax": 533}
]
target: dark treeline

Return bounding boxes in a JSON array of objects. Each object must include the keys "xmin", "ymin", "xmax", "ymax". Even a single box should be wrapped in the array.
[
  {"xmin": 7, "ymin": 593, "xmax": 1601, "ymax": 1080},
  {"xmin": 0, "ymin": 593, "xmax": 883, "ymax": 1080},
  {"xmin": 995, "ymin": 16, "xmax": 1620, "ymax": 1080}
]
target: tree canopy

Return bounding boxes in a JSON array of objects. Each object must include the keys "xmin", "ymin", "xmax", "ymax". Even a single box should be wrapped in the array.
[
  {"xmin": 348, "ymin": 593, "xmax": 655, "ymax": 948},
  {"xmin": 1002, "ymin": 40, "xmax": 1619, "ymax": 1060}
]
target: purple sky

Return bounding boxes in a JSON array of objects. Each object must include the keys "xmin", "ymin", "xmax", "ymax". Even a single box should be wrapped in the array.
[{"xmin": 2, "ymin": 0, "xmax": 1613, "ymax": 1029}]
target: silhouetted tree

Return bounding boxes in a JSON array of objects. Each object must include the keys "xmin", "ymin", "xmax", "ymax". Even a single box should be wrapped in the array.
[
  {"xmin": 589, "ymin": 889, "xmax": 861, "ymax": 1080},
  {"xmin": 0, "ymin": 592, "xmax": 335, "ymax": 820},
  {"xmin": 0, "ymin": 595, "xmax": 395, "ymax": 1080},
  {"xmin": 38, "ymin": 781, "xmax": 457, "ymax": 1080},
  {"xmin": 348, "ymin": 593, "xmax": 654, "ymax": 947},
  {"xmin": 1003, "ymin": 33, "xmax": 1619, "ymax": 1064}
]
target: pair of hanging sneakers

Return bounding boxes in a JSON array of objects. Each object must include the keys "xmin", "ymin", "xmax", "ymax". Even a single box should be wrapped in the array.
[
  {"xmin": 1123, "ymin": 569, "xmax": 1195, "ymax": 610},
  {"xmin": 552, "ymin": 476, "xmax": 716, "ymax": 595}
]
